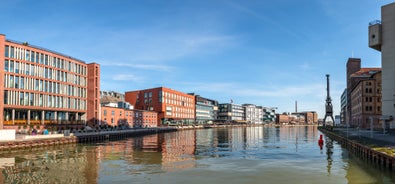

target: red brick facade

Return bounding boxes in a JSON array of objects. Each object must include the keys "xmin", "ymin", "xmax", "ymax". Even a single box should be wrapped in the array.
[
  {"xmin": 125, "ymin": 87, "xmax": 195, "ymax": 126},
  {"xmin": 101, "ymin": 106, "xmax": 133, "ymax": 127},
  {"xmin": 100, "ymin": 106, "xmax": 158, "ymax": 128},
  {"xmin": 0, "ymin": 34, "xmax": 100, "ymax": 128}
]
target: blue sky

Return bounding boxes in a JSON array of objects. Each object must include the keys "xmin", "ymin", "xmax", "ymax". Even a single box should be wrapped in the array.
[{"xmin": 2, "ymin": 0, "xmax": 393, "ymax": 118}]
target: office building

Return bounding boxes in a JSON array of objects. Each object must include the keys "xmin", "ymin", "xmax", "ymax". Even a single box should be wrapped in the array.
[
  {"xmin": 125, "ymin": 87, "xmax": 195, "ymax": 126},
  {"xmin": 218, "ymin": 103, "xmax": 244, "ymax": 123},
  {"xmin": 0, "ymin": 34, "xmax": 100, "ymax": 128},
  {"xmin": 189, "ymin": 93, "xmax": 218, "ymax": 124},
  {"xmin": 262, "ymin": 107, "xmax": 276, "ymax": 123},
  {"xmin": 243, "ymin": 104, "xmax": 263, "ymax": 124}
]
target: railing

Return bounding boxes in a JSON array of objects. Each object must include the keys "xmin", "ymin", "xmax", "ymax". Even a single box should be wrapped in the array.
[
  {"xmin": 3, "ymin": 121, "xmax": 13, "ymax": 125},
  {"xmin": 369, "ymin": 20, "xmax": 381, "ymax": 26},
  {"xmin": 3, "ymin": 120, "xmax": 86, "ymax": 126}
]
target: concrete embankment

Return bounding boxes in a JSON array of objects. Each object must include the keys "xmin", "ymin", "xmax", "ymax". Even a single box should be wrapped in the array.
[
  {"xmin": 0, "ymin": 136, "xmax": 77, "ymax": 151},
  {"xmin": 0, "ymin": 127, "xmax": 177, "ymax": 151},
  {"xmin": 319, "ymin": 127, "xmax": 395, "ymax": 170},
  {"xmin": 75, "ymin": 127, "xmax": 177, "ymax": 143}
]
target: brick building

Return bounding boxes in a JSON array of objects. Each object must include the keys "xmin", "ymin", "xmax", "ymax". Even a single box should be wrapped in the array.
[
  {"xmin": 0, "ymin": 34, "xmax": 100, "ymax": 129},
  {"xmin": 350, "ymin": 70, "xmax": 382, "ymax": 128},
  {"xmin": 100, "ymin": 106, "xmax": 133, "ymax": 128},
  {"xmin": 133, "ymin": 109, "xmax": 158, "ymax": 128},
  {"xmin": 125, "ymin": 87, "xmax": 195, "ymax": 126},
  {"xmin": 100, "ymin": 106, "xmax": 158, "ymax": 128}
]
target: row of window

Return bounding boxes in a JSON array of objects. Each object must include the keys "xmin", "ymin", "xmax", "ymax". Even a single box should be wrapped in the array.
[
  {"xmin": 5, "ymin": 60, "xmax": 86, "ymax": 86},
  {"xmin": 4, "ymin": 74, "xmax": 86, "ymax": 98},
  {"xmin": 5, "ymin": 45, "xmax": 86, "ymax": 75},
  {"xmin": 4, "ymin": 90, "xmax": 86, "ymax": 110},
  {"xmin": 102, "ymin": 109, "xmax": 156, "ymax": 118}
]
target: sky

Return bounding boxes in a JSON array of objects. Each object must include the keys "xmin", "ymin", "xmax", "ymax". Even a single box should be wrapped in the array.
[{"xmin": 1, "ymin": 0, "xmax": 393, "ymax": 118}]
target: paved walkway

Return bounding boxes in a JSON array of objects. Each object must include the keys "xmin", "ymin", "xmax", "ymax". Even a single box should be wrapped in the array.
[{"xmin": 330, "ymin": 127, "xmax": 395, "ymax": 146}]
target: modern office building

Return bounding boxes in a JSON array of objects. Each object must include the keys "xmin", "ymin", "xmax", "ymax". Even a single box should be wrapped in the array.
[
  {"xmin": 242, "ymin": 104, "xmax": 263, "ymax": 124},
  {"xmin": 262, "ymin": 107, "xmax": 276, "ymax": 123},
  {"xmin": 0, "ymin": 34, "xmax": 100, "ymax": 129},
  {"xmin": 188, "ymin": 93, "xmax": 218, "ymax": 125},
  {"xmin": 125, "ymin": 87, "xmax": 195, "ymax": 126},
  {"xmin": 218, "ymin": 103, "xmax": 244, "ymax": 123},
  {"xmin": 369, "ymin": 2, "xmax": 395, "ymax": 128},
  {"xmin": 350, "ymin": 70, "xmax": 382, "ymax": 128}
]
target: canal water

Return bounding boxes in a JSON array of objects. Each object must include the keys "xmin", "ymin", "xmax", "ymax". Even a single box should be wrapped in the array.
[{"xmin": 0, "ymin": 126, "xmax": 394, "ymax": 184}]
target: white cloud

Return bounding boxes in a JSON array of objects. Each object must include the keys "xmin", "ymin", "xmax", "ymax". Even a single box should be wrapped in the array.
[
  {"xmin": 101, "ymin": 62, "xmax": 174, "ymax": 72},
  {"xmin": 112, "ymin": 74, "xmax": 144, "ymax": 82},
  {"xmin": 99, "ymin": 30, "xmax": 236, "ymax": 64}
]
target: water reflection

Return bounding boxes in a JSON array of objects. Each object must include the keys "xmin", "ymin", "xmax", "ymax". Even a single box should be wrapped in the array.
[{"xmin": 0, "ymin": 126, "xmax": 394, "ymax": 184}]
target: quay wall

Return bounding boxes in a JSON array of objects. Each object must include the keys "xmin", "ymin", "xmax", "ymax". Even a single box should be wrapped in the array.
[
  {"xmin": 319, "ymin": 127, "xmax": 395, "ymax": 170},
  {"xmin": 75, "ymin": 128, "xmax": 177, "ymax": 143},
  {"xmin": 0, "ymin": 137, "xmax": 77, "ymax": 151},
  {"xmin": 0, "ymin": 128, "xmax": 177, "ymax": 151}
]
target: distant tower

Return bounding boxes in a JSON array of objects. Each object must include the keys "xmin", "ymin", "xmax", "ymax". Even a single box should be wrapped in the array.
[
  {"xmin": 295, "ymin": 100, "xmax": 298, "ymax": 113},
  {"xmin": 323, "ymin": 74, "xmax": 335, "ymax": 126}
]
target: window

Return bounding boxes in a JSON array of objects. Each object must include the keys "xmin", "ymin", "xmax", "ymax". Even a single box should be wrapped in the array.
[
  {"xmin": 9, "ymin": 60, "xmax": 14, "ymax": 72},
  {"xmin": 15, "ymin": 62, "xmax": 19, "ymax": 73},
  {"xmin": 20, "ymin": 77, "xmax": 24, "ymax": 89},
  {"xmin": 4, "ymin": 60, "xmax": 9, "ymax": 72},
  {"xmin": 9, "ymin": 75, "xmax": 14, "ymax": 88},
  {"xmin": 15, "ymin": 76, "xmax": 19, "ymax": 88},
  {"xmin": 10, "ymin": 46, "xmax": 14, "ymax": 58},
  {"xmin": 19, "ymin": 92, "xmax": 23, "ymax": 105},
  {"xmin": 111, "ymin": 110, "xmax": 115, "ymax": 116},
  {"xmin": 4, "ymin": 90, "xmax": 8, "ymax": 104},
  {"xmin": 5, "ymin": 45, "xmax": 9, "ymax": 57}
]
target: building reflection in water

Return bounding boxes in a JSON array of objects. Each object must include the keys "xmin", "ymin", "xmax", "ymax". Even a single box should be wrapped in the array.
[
  {"xmin": 0, "ymin": 144, "xmax": 99, "ymax": 183},
  {"xmin": 1, "ymin": 126, "xmax": 394, "ymax": 183}
]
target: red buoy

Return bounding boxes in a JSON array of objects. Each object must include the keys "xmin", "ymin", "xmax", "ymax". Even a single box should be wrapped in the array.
[{"xmin": 318, "ymin": 134, "xmax": 324, "ymax": 149}]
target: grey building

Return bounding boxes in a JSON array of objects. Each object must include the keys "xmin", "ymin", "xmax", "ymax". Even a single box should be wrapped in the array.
[
  {"xmin": 218, "ymin": 103, "xmax": 244, "ymax": 122},
  {"xmin": 369, "ymin": 2, "xmax": 395, "ymax": 128},
  {"xmin": 188, "ymin": 93, "xmax": 218, "ymax": 124},
  {"xmin": 262, "ymin": 107, "xmax": 276, "ymax": 123}
]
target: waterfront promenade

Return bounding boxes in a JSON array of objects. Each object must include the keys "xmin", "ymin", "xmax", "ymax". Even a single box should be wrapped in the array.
[
  {"xmin": 328, "ymin": 127, "xmax": 395, "ymax": 146},
  {"xmin": 0, "ymin": 127, "xmax": 177, "ymax": 151}
]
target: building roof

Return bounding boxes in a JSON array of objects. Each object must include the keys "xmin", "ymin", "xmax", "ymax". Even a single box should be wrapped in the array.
[{"xmin": 350, "ymin": 68, "xmax": 381, "ymax": 77}]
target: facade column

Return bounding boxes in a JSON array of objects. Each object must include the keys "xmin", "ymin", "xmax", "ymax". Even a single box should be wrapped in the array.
[
  {"xmin": 54, "ymin": 111, "xmax": 57, "ymax": 124},
  {"xmin": 27, "ymin": 110, "xmax": 30, "ymax": 125},
  {"xmin": 41, "ymin": 110, "xmax": 45, "ymax": 125},
  {"xmin": 12, "ymin": 109, "xmax": 15, "ymax": 125}
]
